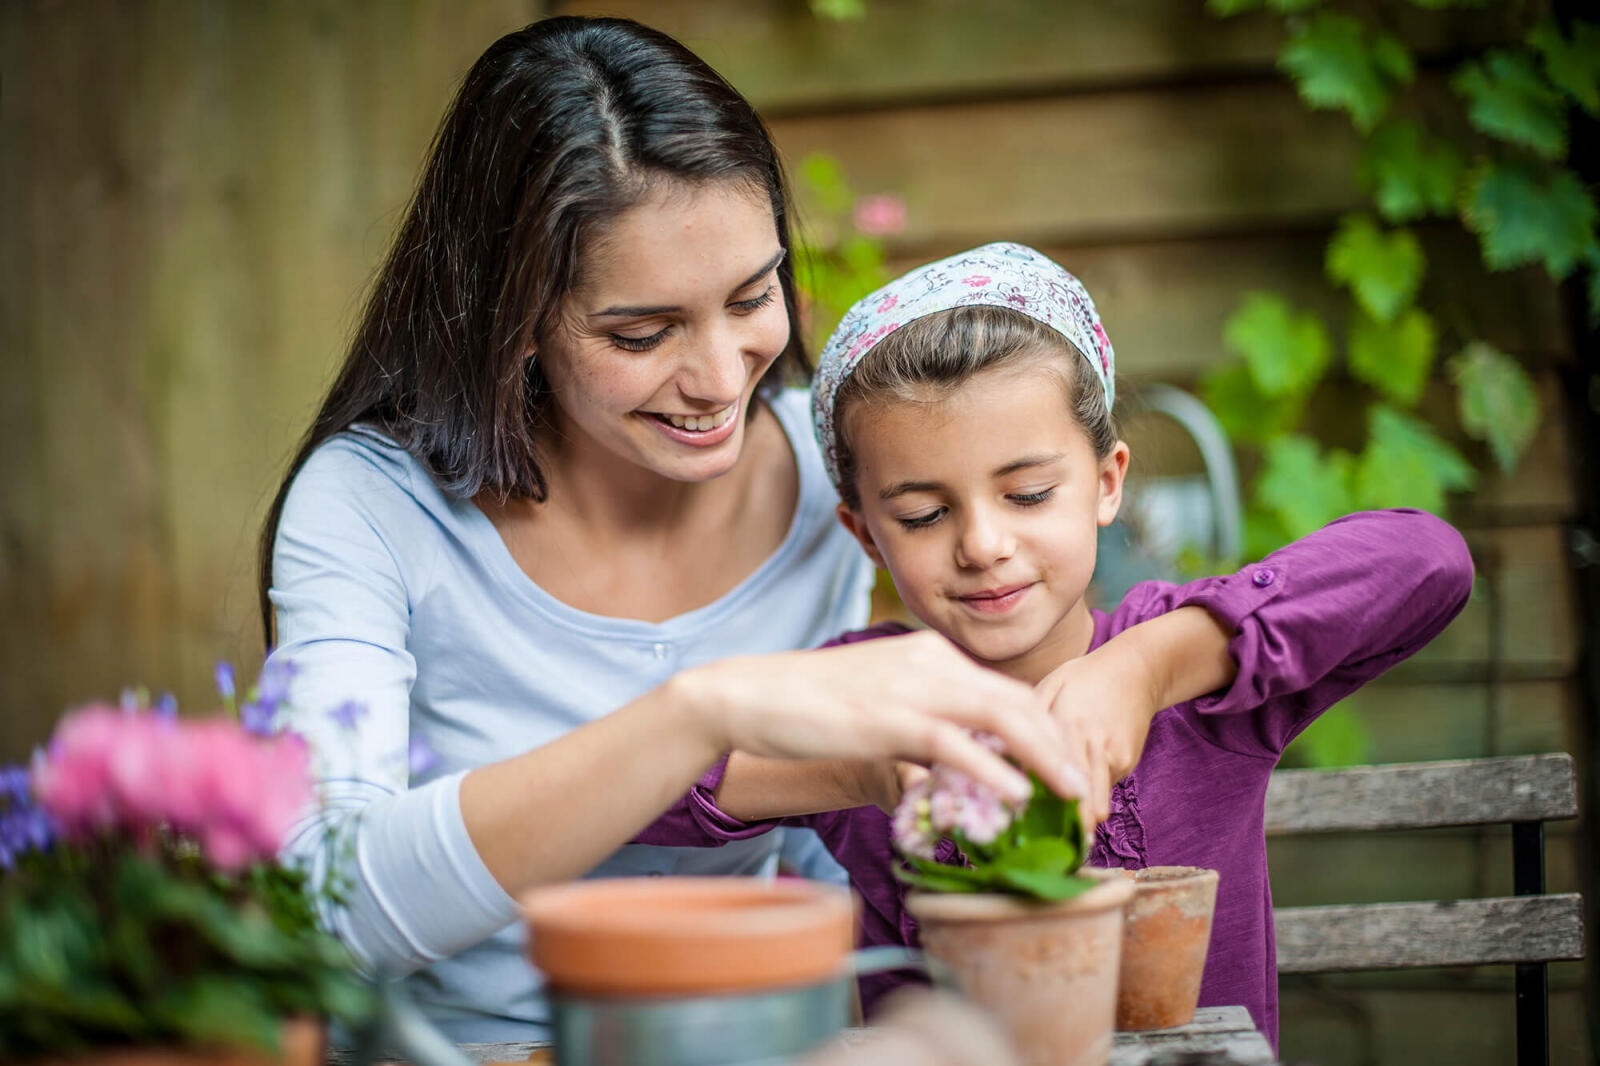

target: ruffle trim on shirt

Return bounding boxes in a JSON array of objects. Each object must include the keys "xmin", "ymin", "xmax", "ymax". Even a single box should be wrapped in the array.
[{"xmin": 1090, "ymin": 774, "xmax": 1146, "ymax": 870}]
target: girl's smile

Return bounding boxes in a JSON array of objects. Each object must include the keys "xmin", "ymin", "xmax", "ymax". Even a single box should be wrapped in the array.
[{"xmin": 837, "ymin": 359, "xmax": 1130, "ymax": 683}]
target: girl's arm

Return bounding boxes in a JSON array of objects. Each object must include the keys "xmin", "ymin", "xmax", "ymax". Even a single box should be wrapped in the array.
[{"xmin": 1042, "ymin": 508, "xmax": 1475, "ymax": 820}]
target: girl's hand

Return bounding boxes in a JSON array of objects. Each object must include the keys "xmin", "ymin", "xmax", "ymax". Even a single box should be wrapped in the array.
[
  {"xmin": 1037, "ymin": 606, "xmax": 1238, "ymax": 826},
  {"xmin": 678, "ymin": 630, "xmax": 1084, "ymax": 809}
]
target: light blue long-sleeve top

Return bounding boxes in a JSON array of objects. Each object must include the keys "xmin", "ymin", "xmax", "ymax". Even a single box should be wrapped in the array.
[{"xmin": 267, "ymin": 388, "xmax": 873, "ymax": 1041}]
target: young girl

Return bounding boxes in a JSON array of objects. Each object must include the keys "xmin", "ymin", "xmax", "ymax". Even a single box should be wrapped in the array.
[{"xmin": 652, "ymin": 242, "xmax": 1474, "ymax": 1048}]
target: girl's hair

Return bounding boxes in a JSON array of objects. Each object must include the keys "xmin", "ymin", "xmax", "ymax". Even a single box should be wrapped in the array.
[
  {"xmin": 832, "ymin": 305, "xmax": 1117, "ymax": 510},
  {"xmin": 257, "ymin": 16, "xmax": 806, "ymax": 646}
]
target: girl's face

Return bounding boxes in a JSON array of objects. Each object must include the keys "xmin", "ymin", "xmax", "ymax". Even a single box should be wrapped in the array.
[
  {"xmin": 537, "ymin": 180, "xmax": 791, "ymax": 484},
  {"xmin": 837, "ymin": 360, "xmax": 1129, "ymax": 683}
]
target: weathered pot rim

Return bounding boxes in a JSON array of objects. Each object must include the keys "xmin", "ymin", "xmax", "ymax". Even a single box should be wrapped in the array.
[
  {"xmin": 905, "ymin": 865, "xmax": 1135, "ymax": 923},
  {"xmin": 1123, "ymin": 865, "xmax": 1220, "ymax": 887}
]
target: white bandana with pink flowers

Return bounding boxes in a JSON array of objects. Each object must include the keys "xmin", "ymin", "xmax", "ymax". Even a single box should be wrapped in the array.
[{"xmin": 811, "ymin": 242, "xmax": 1116, "ymax": 488}]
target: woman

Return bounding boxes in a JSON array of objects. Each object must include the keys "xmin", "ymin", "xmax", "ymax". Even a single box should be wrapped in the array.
[{"xmin": 260, "ymin": 17, "xmax": 1078, "ymax": 1040}]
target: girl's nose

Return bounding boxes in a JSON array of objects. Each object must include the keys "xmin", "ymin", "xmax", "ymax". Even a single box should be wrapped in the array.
[{"xmin": 955, "ymin": 507, "xmax": 1017, "ymax": 569}]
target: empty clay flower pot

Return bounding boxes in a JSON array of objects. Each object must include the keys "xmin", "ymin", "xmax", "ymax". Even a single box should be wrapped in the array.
[
  {"xmin": 523, "ymin": 876, "xmax": 858, "ymax": 1066},
  {"xmin": 907, "ymin": 868, "xmax": 1136, "ymax": 1066},
  {"xmin": 1114, "ymin": 866, "xmax": 1220, "ymax": 1031}
]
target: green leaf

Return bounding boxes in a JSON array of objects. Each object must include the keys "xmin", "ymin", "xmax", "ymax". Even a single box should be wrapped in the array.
[
  {"xmin": 1254, "ymin": 435, "xmax": 1355, "ymax": 539},
  {"xmin": 991, "ymin": 837, "xmax": 1081, "ymax": 876},
  {"xmin": 1326, "ymin": 215, "xmax": 1425, "ymax": 322},
  {"xmin": 1208, "ymin": 0, "xmax": 1322, "ymax": 12},
  {"xmin": 1200, "ymin": 361, "xmax": 1307, "ymax": 446},
  {"xmin": 797, "ymin": 152, "xmax": 854, "ymax": 215},
  {"xmin": 1587, "ymin": 247, "xmax": 1600, "ymax": 326},
  {"xmin": 1242, "ymin": 506, "xmax": 1294, "ymax": 562},
  {"xmin": 1224, "ymin": 293, "xmax": 1333, "ymax": 399},
  {"xmin": 1282, "ymin": 702, "xmax": 1371, "ymax": 768},
  {"xmin": 993, "ymin": 868, "xmax": 1100, "ymax": 902},
  {"xmin": 1357, "ymin": 121, "xmax": 1465, "ymax": 223},
  {"xmin": 1462, "ymin": 159, "xmax": 1598, "ymax": 279},
  {"xmin": 1448, "ymin": 341, "xmax": 1541, "ymax": 473},
  {"xmin": 1348, "ymin": 306, "xmax": 1437, "ymax": 407},
  {"xmin": 1529, "ymin": 19, "xmax": 1600, "ymax": 115},
  {"xmin": 809, "ymin": 0, "xmax": 867, "ymax": 21},
  {"xmin": 1452, "ymin": 50, "xmax": 1568, "ymax": 159},
  {"xmin": 1279, "ymin": 13, "xmax": 1415, "ymax": 132},
  {"xmin": 1352, "ymin": 404, "xmax": 1476, "ymax": 513},
  {"xmin": 894, "ymin": 861, "xmax": 988, "ymax": 894}
]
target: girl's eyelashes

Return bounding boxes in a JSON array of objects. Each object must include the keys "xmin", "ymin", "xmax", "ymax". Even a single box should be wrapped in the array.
[
  {"xmin": 1007, "ymin": 487, "xmax": 1057, "ymax": 507},
  {"xmin": 607, "ymin": 286, "xmax": 776, "ymax": 351},
  {"xmin": 896, "ymin": 508, "xmax": 946, "ymax": 531}
]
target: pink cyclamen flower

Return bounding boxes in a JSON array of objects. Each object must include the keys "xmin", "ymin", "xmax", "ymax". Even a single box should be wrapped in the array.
[
  {"xmin": 31, "ymin": 705, "xmax": 127, "ymax": 835},
  {"xmin": 852, "ymin": 194, "xmax": 907, "ymax": 237}
]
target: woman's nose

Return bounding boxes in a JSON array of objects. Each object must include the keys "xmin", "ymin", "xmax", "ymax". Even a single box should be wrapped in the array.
[
  {"xmin": 678, "ymin": 323, "xmax": 748, "ymax": 405},
  {"xmin": 955, "ymin": 507, "xmax": 1016, "ymax": 569}
]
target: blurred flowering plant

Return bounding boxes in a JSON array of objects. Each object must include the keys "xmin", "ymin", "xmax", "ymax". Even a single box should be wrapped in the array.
[
  {"xmin": 892, "ymin": 735, "xmax": 1094, "ymax": 902},
  {"xmin": 0, "ymin": 663, "xmax": 373, "ymax": 1058}
]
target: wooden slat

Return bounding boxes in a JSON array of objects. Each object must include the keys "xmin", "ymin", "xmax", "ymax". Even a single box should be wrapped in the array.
[
  {"xmin": 1265, "ymin": 754, "xmax": 1577, "ymax": 835},
  {"xmin": 1275, "ymin": 894, "xmax": 1585, "ymax": 973},
  {"xmin": 559, "ymin": 0, "xmax": 1519, "ymax": 115}
]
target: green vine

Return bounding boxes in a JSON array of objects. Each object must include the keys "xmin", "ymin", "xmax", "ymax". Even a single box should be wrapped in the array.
[{"xmin": 1200, "ymin": 1, "xmax": 1597, "ymax": 564}]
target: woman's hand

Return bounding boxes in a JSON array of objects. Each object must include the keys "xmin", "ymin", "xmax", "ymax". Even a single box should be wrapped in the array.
[
  {"xmin": 677, "ymin": 630, "xmax": 1084, "ymax": 808},
  {"xmin": 1037, "ymin": 605, "xmax": 1238, "ymax": 826}
]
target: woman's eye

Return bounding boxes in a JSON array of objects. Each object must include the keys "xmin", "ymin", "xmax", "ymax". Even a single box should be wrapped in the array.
[
  {"xmin": 610, "ymin": 327, "xmax": 671, "ymax": 352},
  {"xmin": 897, "ymin": 508, "xmax": 945, "ymax": 530},
  {"xmin": 1008, "ymin": 488, "xmax": 1056, "ymax": 507},
  {"xmin": 731, "ymin": 287, "xmax": 777, "ymax": 313}
]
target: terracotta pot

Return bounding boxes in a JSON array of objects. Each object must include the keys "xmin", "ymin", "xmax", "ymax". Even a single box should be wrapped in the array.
[
  {"xmin": 522, "ymin": 875, "xmax": 855, "ymax": 998},
  {"xmin": 907, "ymin": 868, "xmax": 1135, "ymax": 1066},
  {"xmin": 1114, "ymin": 866, "xmax": 1220, "ymax": 1031},
  {"xmin": 28, "ymin": 1018, "xmax": 323, "ymax": 1066}
]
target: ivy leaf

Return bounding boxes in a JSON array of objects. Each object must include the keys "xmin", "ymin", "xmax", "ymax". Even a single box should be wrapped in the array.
[
  {"xmin": 1352, "ymin": 405, "xmax": 1476, "ymax": 513},
  {"xmin": 1348, "ymin": 306, "xmax": 1437, "ymax": 407},
  {"xmin": 1462, "ymin": 159, "xmax": 1598, "ymax": 279},
  {"xmin": 1448, "ymin": 341, "xmax": 1541, "ymax": 473},
  {"xmin": 1224, "ymin": 293, "xmax": 1333, "ymax": 399},
  {"xmin": 1279, "ymin": 13, "xmax": 1415, "ymax": 133},
  {"xmin": 1326, "ymin": 214, "xmax": 1425, "ymax": 322},
  {"xmin": 1200, "ymin": 361, "xmax": 1308, "ymax": 446},
  {"xmin": 1528, "ymin": 19, "xmax": 1600, "ymax": 115},
  {"xmin": 1356, "ymin": 121, "xmax": 1466, "ymax": 223},
  {"xmin": 1255, "ymin": 435, "xmax": 1355, "ymax": 539},
  {"xmin": 1452, "ymin": 50, "xmax": 1568, "ymax": 159}
]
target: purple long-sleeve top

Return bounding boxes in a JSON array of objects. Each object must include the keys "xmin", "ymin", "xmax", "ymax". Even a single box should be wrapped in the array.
[{"xmin": 634, "ymin": 510, "xmax": 1475, "ymax": 1049}]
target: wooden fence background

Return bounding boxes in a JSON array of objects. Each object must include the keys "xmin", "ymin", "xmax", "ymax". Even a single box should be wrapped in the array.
[{"xmin": 2, "ymin": 1, "xmax": 1590, "ymax": 1061}]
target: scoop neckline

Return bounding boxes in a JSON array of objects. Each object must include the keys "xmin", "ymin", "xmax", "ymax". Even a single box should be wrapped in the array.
[{"xmin": 463, "ymin": 391, "xmax": 822, "ymax": 641}]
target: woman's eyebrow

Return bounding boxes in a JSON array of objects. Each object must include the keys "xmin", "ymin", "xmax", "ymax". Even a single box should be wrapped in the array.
[{"xmin": 588, "ymin": 248, "xmax": 787, "ymax": 319}]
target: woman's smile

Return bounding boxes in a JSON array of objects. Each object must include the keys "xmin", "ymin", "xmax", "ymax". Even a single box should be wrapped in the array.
[{"xmin": 641, "ymin": 399, "xmax": 741, "ymax": 447}]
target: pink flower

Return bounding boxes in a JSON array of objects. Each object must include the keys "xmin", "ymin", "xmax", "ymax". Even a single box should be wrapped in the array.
[
  {"xmin": 31, "ymin": 705, "xmax": 125, "ymax": 835},
  {"xmin": 891, "ymin": 732, "xmax": 1022, "ymax": 858},
  {"xmin": 852, "ymin": 194, "xmax": 907, "ymax": 237}
]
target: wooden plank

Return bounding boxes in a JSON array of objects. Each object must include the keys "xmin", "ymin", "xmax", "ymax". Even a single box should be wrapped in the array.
[
  {"xmin": 1265, "ymin": 754, "xmax": 1577, "ymax": 834},
  {"xmin": 772, "ymin": 81, "xmax": 1367, "ymax": 250},
  {"xmin": 1268, "ymin": 824, "xmax": 1582, "ymax": 907},
  {"xmin": 558, "ymin": 0, "xmax": 1520, "ymax": 114},
  {"xmin": 1275, "ymin": 893, "xmax": 1585, "ymax": 972}
]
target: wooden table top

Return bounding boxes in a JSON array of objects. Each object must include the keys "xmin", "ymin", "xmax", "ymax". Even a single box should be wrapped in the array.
[{"xmin": 330, "ymin": 1005, "xmax": 1276, "ymax": 1065}]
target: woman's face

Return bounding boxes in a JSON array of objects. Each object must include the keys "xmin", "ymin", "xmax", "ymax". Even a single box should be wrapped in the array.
[{"xmin": 538, "ymin": 179, "xmax": 791, "ymax": 485}]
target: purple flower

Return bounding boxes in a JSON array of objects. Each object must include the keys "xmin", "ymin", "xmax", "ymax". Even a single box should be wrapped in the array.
[
  {"xmin": 0, "ymin": 765, "xmax": 30, "ymax": 803},
  {"xmin": 255, "ymin": 658, "xmax": 298, "ymax": 707},
  {"xmin": 155, "ymin": 692, "xmax": 179, "ymax": 720},
  {"xmin": 240, "ymin": 700, "xmax": 277, "ymax": 737},
  {"xmin": 329, "ymin": 701, "xmax": 368, "ymax": 730},
  {"xmin": 215, "ymin": 661, "xmax": 236, "ymax": 702},
  {"xmin": 407, "ymin": 736, "xmax": 441, "ymax": 777}
]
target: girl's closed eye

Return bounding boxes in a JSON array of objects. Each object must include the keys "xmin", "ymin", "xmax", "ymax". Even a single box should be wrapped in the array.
[
  {"xmin": 1007, "ymin": 487, "xmax": 1057, "ymax": 507},
  {"xmin": 896, "ymin": 507, "xmax": 946, "ymax": 531}
]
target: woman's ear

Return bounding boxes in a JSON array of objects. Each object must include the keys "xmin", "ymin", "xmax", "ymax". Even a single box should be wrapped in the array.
[
  {"xmin": 1097, "ymin": 441, "xmax": 1131, "ymax": 528},
  {"xmin": 835, "ymin": 502, "xmax": 888, "ymax": 568}
]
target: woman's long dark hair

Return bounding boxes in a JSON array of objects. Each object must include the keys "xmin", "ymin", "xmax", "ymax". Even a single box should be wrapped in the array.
[{"xmin": 257, "ymin": 17, "xmax": 808, "ymax": 647}]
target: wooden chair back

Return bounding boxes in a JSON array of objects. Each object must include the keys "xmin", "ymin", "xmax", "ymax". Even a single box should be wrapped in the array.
[{"xmin": 1265, "ymin": 753, "xmax": 1583, "ymax": 1066}]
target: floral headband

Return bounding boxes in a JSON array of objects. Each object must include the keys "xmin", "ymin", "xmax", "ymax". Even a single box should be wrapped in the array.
[{"xmin": 811, "ymin": 242, "xmax": 1115, "ymax": 489}]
